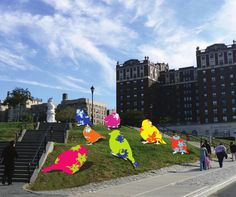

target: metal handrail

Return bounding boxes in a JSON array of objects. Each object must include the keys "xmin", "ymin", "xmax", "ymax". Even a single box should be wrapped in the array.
[{"xmin": 27, "ymin": 127, "xmax": 50, "ymax": 182}]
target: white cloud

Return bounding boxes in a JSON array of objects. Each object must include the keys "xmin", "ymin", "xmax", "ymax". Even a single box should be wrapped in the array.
[
  {"xmin": 66, "ymin": 76, "xmax": 87, "ymax": 84},
  {"xmin": 0, "ymin": 48, "xmax": 38, "ymax": 71},
  {"xmin": 0, "ymin": 75, "xmax": 70, "ymax": 90}
]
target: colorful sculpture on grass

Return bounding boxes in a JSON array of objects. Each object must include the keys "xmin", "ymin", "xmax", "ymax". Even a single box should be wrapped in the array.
[
  {"xmin": 109, "ymin": 129, "xmax": 139, "ymax": 168},
  {"xmin": 83, "ymin": 125, "xmax": 106, "ymax": 145},
  {"xmin": 42, "ymin": 145, "xmax": 88, "ymax": 174},
  {"xmin": 75, "ymin": 108, "xmax": 92, "ymax": 126},
  {"xmin": 140, "ymin": 119, "xmax": 166, "ymax": 144},
  {"xmin": 104, "ymin": 112, "xmax": 120, "ymax": 129},
  {"xmin": 171, "ymin": 134, "xmax": 189, "ymax": 154}
]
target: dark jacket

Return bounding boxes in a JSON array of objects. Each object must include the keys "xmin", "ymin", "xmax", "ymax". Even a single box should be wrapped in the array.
[
  {"xmin": 204, "ymin": 143, "xmax": 211, "ymax": 154},
  {"xmin": 1, "ymin": 145, "xmax": 18, "ymax": 165},
  {"xmin": 230, "ymin": 144, "xmax": 236, "ymax": 153}
]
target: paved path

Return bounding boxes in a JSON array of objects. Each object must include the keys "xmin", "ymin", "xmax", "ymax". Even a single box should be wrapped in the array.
[
  {"xmin": 27, "ymin": 157, "xmax": 236, "ymax": 197},
  {"xmin": 0, "ymin": 183, "xmax": 62, "ymax": 197}
]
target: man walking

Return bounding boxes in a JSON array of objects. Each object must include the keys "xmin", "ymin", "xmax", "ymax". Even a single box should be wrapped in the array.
[
  {"xmin": 1, "ymin": 140, "xmax": 18, "ymax": 185},
  {"xmin": 215, "ymin": 143, "xmax": 227, "ymax": 168},
  {"xmin": 230, "ymin": 142, "xmax": 236, "ymax": 161}
]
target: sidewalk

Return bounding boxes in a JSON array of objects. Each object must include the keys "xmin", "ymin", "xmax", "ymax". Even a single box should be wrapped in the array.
[{"xmin": 29, "ymin": 157, "xmax": 236, "ymax": 197}]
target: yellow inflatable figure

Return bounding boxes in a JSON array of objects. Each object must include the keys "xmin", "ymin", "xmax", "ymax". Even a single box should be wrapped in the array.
[{"xmin": 140, "ymin": 119, "xmax": 166, "ymax": 145}]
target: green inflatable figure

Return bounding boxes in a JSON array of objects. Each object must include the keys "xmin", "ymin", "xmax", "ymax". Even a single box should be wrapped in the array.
[{"xmin": 109, "ymin": 129, "xmax": 139, "ymax": 168}]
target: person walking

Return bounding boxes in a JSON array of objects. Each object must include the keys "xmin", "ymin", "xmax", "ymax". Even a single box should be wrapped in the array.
[
  {"xmin": 229, "ymin": 141, "xmax": 236, "ymax": 161},
  {"xmin": 1, "ymin": 140, "xmax": 18, "ymax": 185},
  {"xmin": 203, "ymin": 140, "xmax": 212, "ymax": 155},
  {"xmin": 215, "ymin": 143, "xmax": 227, "ymax": 168},
  {"xmin": 200, "ymin": 144, "xmax": 208, "ymax": 171}
]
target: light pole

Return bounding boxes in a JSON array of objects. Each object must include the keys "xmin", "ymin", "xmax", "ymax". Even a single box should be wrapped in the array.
[{"xmin": 90, "ymin": 86, "xmax": 95, "ymax": 125}]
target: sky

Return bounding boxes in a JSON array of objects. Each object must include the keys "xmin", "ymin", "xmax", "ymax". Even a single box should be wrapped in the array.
[{"xmin": 0, "ymin": 0, "xmax": 236, "ymax": 109}]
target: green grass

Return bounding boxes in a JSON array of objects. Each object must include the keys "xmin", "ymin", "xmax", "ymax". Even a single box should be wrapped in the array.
[
  {"xmin": 30, "ymin": 125, "xmax": 200, "ymax": 191},
  {"xmin": 0, "ymin": 122, "xmax": 33, "ymax": 141}
]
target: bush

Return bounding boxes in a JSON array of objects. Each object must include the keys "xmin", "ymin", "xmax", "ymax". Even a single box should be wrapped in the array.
[{"xmin": 120, "ymin": 111, "xmax": 145, "ymax": 127}]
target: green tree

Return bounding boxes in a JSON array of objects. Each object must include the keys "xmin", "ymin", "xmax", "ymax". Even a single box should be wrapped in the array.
[
  {"xmin": 3, "ymin": 87, "xmax": 33, "ymax": 107},
  {"xmin": 3, "ymin": 88, "xmax": 33, "ymax": 121},
  {"xmin": 120, "ymin": 111, "xmax": 145, "ymax": 127},
  {"xmin": 20, "ymin": 112, "xmax": 34, "ymax": 123},
  {"xmin": 56, "ymin": 106, "xmax": 76, "ymax": 123}
]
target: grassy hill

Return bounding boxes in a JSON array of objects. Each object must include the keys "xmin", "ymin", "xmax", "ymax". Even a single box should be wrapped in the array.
[
  {"xmin": 0, "ymin": 122, "xmax": 33, "ymax": 141},
  {"xmin": 30, "ymin": 125, "xmax": 200, "ymax": 191}
]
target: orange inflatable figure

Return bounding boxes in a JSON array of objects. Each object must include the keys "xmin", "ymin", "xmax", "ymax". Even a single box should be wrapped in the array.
[{"xmin": 83, "ymin": 125, "xmax": 106, "ymax": 145}]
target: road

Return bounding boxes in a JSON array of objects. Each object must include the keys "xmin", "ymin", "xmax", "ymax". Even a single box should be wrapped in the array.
[{"xmin": 210, "ymin": 181, "xmax": 236, "ymax": 197}]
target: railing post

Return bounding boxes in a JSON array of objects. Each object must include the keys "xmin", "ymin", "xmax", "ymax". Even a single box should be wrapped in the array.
[
  {"xmin": 50, "ymin": 127, "xmax": 53, "ymax": 141},
  {"xmin": 37, "ymin": 152, "xmax": 39, "ymax": 168},
  {"xmin": 28, "ymin": 163, "xmax": 31, "ymax": 183},
  {"xmin": 44, "ymin": 136, "xmax": 46, "ymax": 153},
  {"xmin": 15, "ymin": 132, "xmax": 18, "ymax": 142}
]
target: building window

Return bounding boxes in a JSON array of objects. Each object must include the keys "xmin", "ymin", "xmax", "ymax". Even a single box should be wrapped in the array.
[
  {"xmin": 222, "ymin": 100, "xmax": 226, "ymax": 105},
  {"xmin": 127, "ymin": 95, "xmax": 130, "ymax": 98},
  {"xmin": 212, "ymin": 77, "xmax": 216, "ymax": 81},
  {"xmin": 205, "ymin": 118, "xmax": 208, "ymax": 123},
  {"xmin": 213, "ymin": 109, "xmax": 217, "ymax": 114},
  {"xmin": 232, "ymin": 91, "xmax": 235, "ymax": 95},
  {"xmin": 233, "ymin": 116, "xmax": 236, "ymax": 120},
  {"xmin": 141, "ymin": 101, "xmax": 144, "ymax": 105},
  {"xmin": 212, "ymin": 92, "xmax": 216, "ymax": 97},
  {"xmin": 233, "ymin": 108, "xmax": 236, "ymax": 113},
  {"xmin": 230, "ymin": 74, "xmax": 234, "ymax": 78},
  {"xmin": 205, "ymin": 110, "xmax": 208, "ymax": 115},
  {"xmin": 214, "ymin": 117, "xmax": 218, "ymax": 122},
  {"xmin": 202, "ymin": 70, "xmax": 206, "ymax": 74},
  {"xmin": 211, "ymin": 69, "xmax": 215, "ymax": 73},
  {"xmin": 223, "ymin": 116, "xmax": 228, "ymax": 122},
  {"xmin": 204, "ymin": 93, "xmax": 207, "ymax": 97},
  {"xmin": 221, "ymin": 92, "xmax": 226, "ymax": 95},
  {"xmin": 213, "ymin": 101, "xmax": 217, "ymax": 106},
  {"xmin": 220, "ymin": 76, "xmax": 224, "ymax": 80},
  {"xmin": 203, "ymin": 78, "xmax": 207, "ymax": 82},
  {"xmin": 222, "ymin": 108, "xmax": 227, "ymax": 114},
  {"xmin": 232, "ymin": 99, "xmax": 236, "ymax": 105},
  {"xmin": 231, "ymin": 82, "xmax": 234, "ymax": 86}
]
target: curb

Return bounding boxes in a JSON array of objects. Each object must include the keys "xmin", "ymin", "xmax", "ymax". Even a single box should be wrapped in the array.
[{"xmin": 187, "ymin": 175, "xmax": 236, "ymax": 197}]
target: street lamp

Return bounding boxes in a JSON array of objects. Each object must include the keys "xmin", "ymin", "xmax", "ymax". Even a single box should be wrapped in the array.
[{"xmin": 90, "ymin": 86, "xmax": 95, "ymax": 124}]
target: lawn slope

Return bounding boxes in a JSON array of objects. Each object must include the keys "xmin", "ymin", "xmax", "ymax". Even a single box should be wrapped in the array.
[{"xmin": 30, "ymin": 125, "xmax": 200, "ymax": 191}]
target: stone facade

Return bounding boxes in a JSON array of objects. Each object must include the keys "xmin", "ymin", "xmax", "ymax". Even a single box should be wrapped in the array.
[{"xmin": 58, "ymin": 94, "xmax": 107, "ymax": 125}]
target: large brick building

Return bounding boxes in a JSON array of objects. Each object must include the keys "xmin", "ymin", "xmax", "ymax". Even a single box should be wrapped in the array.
[
  {"xmin": 116, "ymin": 57, "xmax": 168, "ymax": 117},
  {"xmin": 116, "ymin": 42, "xmax": 236, "ymax": 125}
]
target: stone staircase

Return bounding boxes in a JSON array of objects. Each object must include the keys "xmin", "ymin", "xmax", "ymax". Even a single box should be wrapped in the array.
[
  {"xmin": 38, "ymin": 122, "xmax": 68, "ymax": 143},
  {"xmin": 0, "ymin": 122, "xmax": 68, "ymax": 183},
  {"xmin": 0, "ymin": 141, "xmax": 43, "ymax": 183}
]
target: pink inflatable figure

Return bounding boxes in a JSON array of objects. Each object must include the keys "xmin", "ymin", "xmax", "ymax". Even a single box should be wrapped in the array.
[
  {"xmin": 42, "ymin": 145, "xmax": 88, "ymax": 174},
  {"xmin": 104, "ymin": 112, "xmax": 121, "ymax": 130}
]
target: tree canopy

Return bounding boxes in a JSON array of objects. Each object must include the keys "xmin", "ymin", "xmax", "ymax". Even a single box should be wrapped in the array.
[{"xmin": 3, "ymin": 87, "xmax": 33, "ymax": 107}]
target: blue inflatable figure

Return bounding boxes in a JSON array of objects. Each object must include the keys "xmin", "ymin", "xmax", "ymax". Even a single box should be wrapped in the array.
[{"xmin": 75, "ymin": 109, "xmax": 92, "ymax": 126}]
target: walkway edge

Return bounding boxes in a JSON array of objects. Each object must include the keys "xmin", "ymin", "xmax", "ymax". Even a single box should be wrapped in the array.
[{"xmin": 187, "ymin": 174, "xmax": 236, "ymax": 197}]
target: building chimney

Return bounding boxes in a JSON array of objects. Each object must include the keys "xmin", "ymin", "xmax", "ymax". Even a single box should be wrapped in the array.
[{"xmin": 62, "ymin": 93, "xmax": 68, "ymax": 101}]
